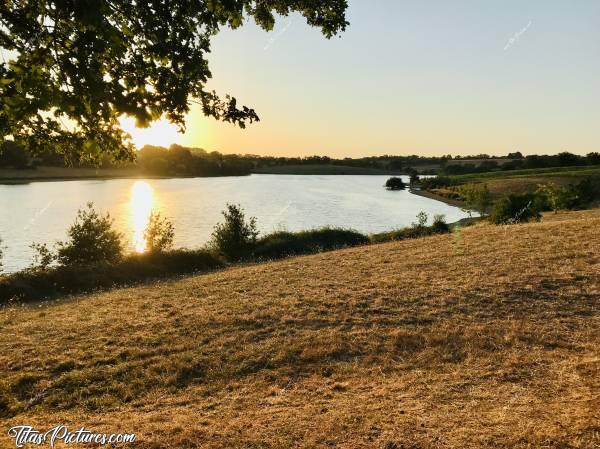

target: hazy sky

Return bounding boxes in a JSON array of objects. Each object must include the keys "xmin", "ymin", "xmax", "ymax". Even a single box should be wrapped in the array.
[{"xmin": 130, "ymin": 0, "xmax": 600, "ymax": 157}]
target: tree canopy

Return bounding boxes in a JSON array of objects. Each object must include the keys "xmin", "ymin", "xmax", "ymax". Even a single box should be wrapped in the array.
[{"xmin": 0, "ymin": 1, "xmax": 348, "ymax": 163}]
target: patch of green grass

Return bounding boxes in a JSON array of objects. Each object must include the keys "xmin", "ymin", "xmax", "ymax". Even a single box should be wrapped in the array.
[{"xmin": 451, "ymin": 165, "xmax": 600, "ymax": 182}]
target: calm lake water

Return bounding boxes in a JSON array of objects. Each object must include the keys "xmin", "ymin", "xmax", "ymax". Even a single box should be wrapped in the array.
[{"xmin": 0, "ymin": 175, "xmax": 471, "ymax": 273}]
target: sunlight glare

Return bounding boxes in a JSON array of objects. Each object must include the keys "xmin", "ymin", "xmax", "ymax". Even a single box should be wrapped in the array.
[
  {"xmin": 130, "ymin": 181, "xmax": 154, "ymax": 253},
  {"xmin": 119, "ymin": 115, "xmax": 181, "ymax": 149}
]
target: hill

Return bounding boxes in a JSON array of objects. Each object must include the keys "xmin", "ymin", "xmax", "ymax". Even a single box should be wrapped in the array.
[
  {"xmin": 0, "ymin": 210, "xmax": 599, "ymax": 448},
  {"xmin": 452, "ymin": 165, "xmax": 600, "ymax": 197}
]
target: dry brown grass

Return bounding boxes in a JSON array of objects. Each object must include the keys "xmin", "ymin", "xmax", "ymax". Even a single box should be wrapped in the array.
[
  {"xmin": 482, "ymin": 177, "xmax": 575, "ymax": 197},
  {"xmin": 1, "ymin": 210, "xmax": 599, "ymax": 448}
]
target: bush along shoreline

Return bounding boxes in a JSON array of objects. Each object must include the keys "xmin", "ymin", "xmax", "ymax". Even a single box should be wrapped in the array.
[
  {"xmin": 0, "ymin": 205, "xmax": 454, "ymax": 304},
  {"xmin": 418, "ymin": 174, "xmax": 600, "ymax": 224}
]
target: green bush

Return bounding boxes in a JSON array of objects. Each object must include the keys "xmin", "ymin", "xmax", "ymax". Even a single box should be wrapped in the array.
[
  {"xmin": 489, "ymin": 193, "xmax": 542, "ymax": 225},
  {"xmin": 28, "ymin": 203, "xmax": 124, "ymax": 270},
  {"xmin": 144, "ymin": 212, "xmax": 175, "ymax": 252},
  {"xmin": 29, "ymin": 242, "xmax": 54, "ymax": 270},
  {"xmin": 566, "ymin": 176, "xmax": 600, "ymax": 209},
  {"xmin": 253, "ymin": 228, "xmax": 369, "ymax": 260},
  {"xmin": 459, "ymin": 183, "xmax": 490, "ymax": 215},
  {"xmin": 413, "ymin": 211, "xmax": 428, "ymax": 227},
  {"xmin": 209, "ymin": 204, "xmax": 259, "ymax": 262},
  {"xmin": 385, "ymin": 177, "xmax": 406, "ymax": 190},
  {"xmin": 370, "ymin": 213, "xmax": 450, "ymax": 243},
  {"xmin": 431, "ymin": 214, "xmax": 450, "ymax": 233},
  {"xmin": 536, "ymin": 177, "xmax": 600, "ymax": 212},
  {"xmin": 57, "ymin": 203, "xmax": 123, "ymax": 266}
]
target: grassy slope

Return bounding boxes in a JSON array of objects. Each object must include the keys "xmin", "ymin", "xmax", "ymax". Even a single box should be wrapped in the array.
[
  {"xmin": 452, "ymin": 165, "xmax": 600, "ymax": 197},
  {"xmin": 452, "ymin": 165, "xmax": 600, "ymax": 181},
  {"xmin": 1, "ymin": 210, "xmax": 599, "ymax": 449}
]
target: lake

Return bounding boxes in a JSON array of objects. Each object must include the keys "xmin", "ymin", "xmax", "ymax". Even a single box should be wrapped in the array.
[{"xmin": 0, "ymin": 175, "xmax": 471, "ymax": 273}]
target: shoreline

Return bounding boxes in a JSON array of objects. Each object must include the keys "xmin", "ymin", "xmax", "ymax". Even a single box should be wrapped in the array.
[
  {"xmin": 407, "ymin": 189, "xmax": 481, "ymax": 228},
  {"xmin": 409, "ymin": 187, "xmax": 465, "ymax": 208},
  {"xmin": 0, "ymin": 166, "xmax": 406, "ymax": 184},
  {"xmin": 0, "ymin": 167, "xmax": 254, "ymax": 184}
]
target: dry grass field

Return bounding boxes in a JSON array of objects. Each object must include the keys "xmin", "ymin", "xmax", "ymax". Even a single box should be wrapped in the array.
[
  {"xmin": 450, "ymin": 166, "xmax": 600, "ymax": 198},
  {"xmin": 0, "ymin": 210, "xmax": 599, "ymax": 448},
  {"xmin": 482, "ymin": 176, "xmax": 575, "ymax": 197}
]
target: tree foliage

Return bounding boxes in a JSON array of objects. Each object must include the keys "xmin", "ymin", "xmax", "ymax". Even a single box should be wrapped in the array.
[
  {"xmin": 489, "ymin": 193, "xmax": 541, "ymax": 225},
  {"xmin": 55, "ymin": 202, "xmax": 123, "ymax": 265},
  {"xmin": 210, "ymin": 203, "xmax": 258, "ymax": 261},
  {"xmin": 385, "ymin": 177, "xmax": 406, "ymax": 190},
  {"xmin": 536, "ymin": 182, "xmax": 567, "ymax": 213},
  {"xmin": 144, "ymin": 212, "xmax": 175, "ymax": 253},
  {"xmin": 0, "ymin": 1, "xmax": 348, "ymax": 163},
  {"xmin": 29, "ymin": 203, "xmax": 123, "ymax": 269},
  {"xmin": 537, "ymin": 178, "xmax": 600, "ymax": 212},
  {"xmin": 413, "ymin": 211, "xmax": 428, "ymax": 228},
  {"xmin": 30, "ymin": 241, "xmax": 54, "ymax": 269},
  {"xmin": 460, "ymin": 183, "xmax": 490, "ymax": 216}
]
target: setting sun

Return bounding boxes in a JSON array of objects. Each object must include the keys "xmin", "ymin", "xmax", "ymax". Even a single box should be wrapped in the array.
[{"xmin": 119, "ymin": 115, "xmax": 181, "ymax": 149}]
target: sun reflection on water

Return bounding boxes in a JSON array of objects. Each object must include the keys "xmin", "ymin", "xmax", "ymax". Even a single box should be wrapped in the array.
[{"xmin": 130, "ymin": 181, "xmax": 154, "ymax": 253}]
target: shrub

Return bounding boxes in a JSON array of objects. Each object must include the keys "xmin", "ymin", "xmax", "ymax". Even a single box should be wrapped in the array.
[
  {"xmin": 144, "ymin": 212, "xmax": 175, "ymax": 253},
  {"xmin": 489, "ymin": 193, "xmax": 542, "ymax": 225},
  {"xmin": 536, "ymin": 182, "xmax": 569, "ymax": 213},
  {"xmin": 568, "ymin": 176, "xmax": 600, "ymax": 208},
  {"xmin": 370, "ymin": 213, "xmax": 450, "ymax": 243},
  {"xmin": 55, "ymin": 203, "xmax": 124, "ymax": 266},
  {"xmin": 253, "ymin": 228, "xmax": 369, "ymax": 260},
  {"xmin": 0, "ymin": 250, "xmax": 223, "ymax": 304},
  {"xmin": 460, "ymin": 183, "xmax": 490, "ymax": 216},
  {"xmin": 431, "ymin": 214, "xmax": 450, "ymax": 233},
  {"xmin": 29, "ymin": 243, "xmax": 54, "ymax": 270},
  {"xmin": 409, "ymin": 173, "xmax": 420, "ymax": 185},
  {"xmin": 209, "ymin": 204, "xmax": 259, "ymax": 261},
  {"xmin": 385, "ymin": 177, "xmax": 406, "ymax": 190},
  {"xmin": 413, "ymin": 211, "xmax": 428, "ymax": 227},
  {"xmin": 536, "ymin": 177, "xmax": 600, "ymax": 213}
]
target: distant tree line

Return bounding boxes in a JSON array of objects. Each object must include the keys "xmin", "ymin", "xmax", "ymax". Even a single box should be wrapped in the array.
[
  {"xmin": 137, "ymin": 145, "xmax": 253, "ymax": 177},
  {"xmin": 441, "ymin": 152, "xmax": 600, "ymax": 175},
  {"xmin": 1, "ymin": 140, "xmax": 599, "ymax": 177}
]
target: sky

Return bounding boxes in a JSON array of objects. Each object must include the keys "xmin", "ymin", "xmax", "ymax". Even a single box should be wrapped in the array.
[{"xmin": 123, "ymin": 0, "xmax": 600, "ymax": 158}]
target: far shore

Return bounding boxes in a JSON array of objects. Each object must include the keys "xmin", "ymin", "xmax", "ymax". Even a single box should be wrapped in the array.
[
  {"xmin": 0, "ymin": 164, "xmax": 410, "ymax": 184},
  {"xmin": 0, "ymin": 166, "xmax": 148, "ymax": 184},
  {"xmin": 0, "ymin": 166, "xmax": 251, "ymax": 184}
]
